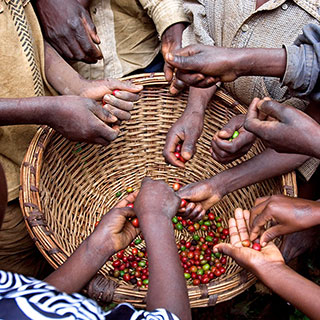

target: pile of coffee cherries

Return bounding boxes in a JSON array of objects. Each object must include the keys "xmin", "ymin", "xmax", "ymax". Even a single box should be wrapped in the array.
[{"xmin": 107, "ymin": 182, "xmax": 230, "ymax": 288}]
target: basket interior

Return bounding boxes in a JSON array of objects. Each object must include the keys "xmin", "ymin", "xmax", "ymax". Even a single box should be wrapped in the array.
[{"xmin": 38, "ymin": 84, "xmax": 278, "ymax": 289}]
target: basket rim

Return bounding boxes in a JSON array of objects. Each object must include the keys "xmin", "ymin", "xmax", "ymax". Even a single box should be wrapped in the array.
[{"xmin": 19, "ymin": 73, "xmax": 298, "ymax": 307}]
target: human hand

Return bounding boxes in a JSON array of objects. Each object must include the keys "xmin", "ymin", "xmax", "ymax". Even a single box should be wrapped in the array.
[
  {"xmin": 162, "ymin": 23, "xmax": 186, "ymax": 82},
  {"xmin": 134, "ymin": 177, "xmax": 181, "ymax": 225},
  {"xmin": 211, "ymin": 115, "xmax": 256, "ymax": 163},
  {"xmin": 244, "ymin": 98, "xmax": 320, "ymax": 157},
  {"xmin": 163, "ymin": 111, "xmax": 204, "ymax": 167},
  {"xmin": 166, "ymin": 45, "xmax": 241, "ymax": 87},
  {"xmin": 35, "ymin": 0, "xmax": 102, "ymax": 63},
  {"xmin": 214, "ymin": 208, "xmax": 284, "ymax": 274},
  {"xmin": 176, "ymin": 177, "xmax": 224, "ymax": 220},
  {"xmin": 80, "ymin": 79, "xmax": 143, "ymax": 121},
  {"xmin": 47, "ymin": 95, "xmax": 120, "ymax": 144},
  {"xmin": 249, "ymin": 195, "xmax": 320, "ymax": 246},
  {"xmin": 95, "ymin": 193, "xmax": 140, "ymax": 254}
]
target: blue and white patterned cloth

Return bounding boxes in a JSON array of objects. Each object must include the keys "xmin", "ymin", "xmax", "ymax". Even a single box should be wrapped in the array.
[{"xmin": 0, "ymin": 271, "xmax": 179, "ymax": 320}]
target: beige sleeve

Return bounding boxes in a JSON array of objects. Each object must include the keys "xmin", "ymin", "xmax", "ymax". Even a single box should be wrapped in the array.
[{"xmin": 139, "ymin": 0, "xmax": 189, "ymax": 38}]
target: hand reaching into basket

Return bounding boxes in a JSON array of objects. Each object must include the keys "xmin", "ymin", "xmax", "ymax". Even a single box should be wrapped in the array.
[
  {"xmin": 176, "ymin": 177, "xmax": 224, "ymax": 219},
  {"xmin": 134, "ymin": 177, "xmax": 181, "ymax": 223},
  {"xmin": 214, "ymin": 208, "xmax": 284, "ymax": 274},
  {"xmin": 96, "ymin": 192, "xmax": 140, "ymax": 253},
  {"xmin": 214, "ymin": 208, "xmax": 320, "ymax": 320},
  {"xmin": 79, "ymin": 79, "xmax": 143, "ymax": 121},
  {"xmin": 163, "ymin": 86, "xmax": 217, "ymax": 167},
  {"xmin": 134, "ymin": 177, "xmax": 192, "ymax": 320},
  {"xmin": 249, "ymin": 195, "xmax": 320, "ymax": 247},
  {"xmin": 163, "ymin": 108, "xmax": 204, "ymax": 167},
  {"xmin": 211, "ymin": 115, "xmax": 256, "ymax": 164},
  {"xmin": 244, "ymin": 98, "xmax": 320, "ymax": 158},
  {"xmin": 44, "ymin": 192, "xmax": 140, "ymax": 293}
]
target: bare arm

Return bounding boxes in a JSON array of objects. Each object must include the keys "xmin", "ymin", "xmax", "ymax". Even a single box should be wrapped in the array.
[
  {"xmin": 215, "ymin": 208, "xmax": 320, "ymax": 320},
  {"xmin": 134, "ymin": 178, "xmax": 191, "ymax": 320},
  {"xmin": 44, "ymin": 194, "xmax": 139, "ymax": 293},
  {"xmin": 177, "ymin": 148, "xmax": 309, "ymax": 215}
]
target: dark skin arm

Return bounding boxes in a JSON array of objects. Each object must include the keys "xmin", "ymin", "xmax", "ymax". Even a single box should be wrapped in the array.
[
  {"xmin": 45, "ymin": 193, "xmax": 139, "ymax": 293},
  {"xmin": 34, "ymin": 0, "xmax": 102, "ymax": 63},
  {"xmin": 165, "ymin": 46, "xmax": 286, "ymax": 87},
  {"xmin": 245, "ymin": 98, "xmax": 320, "ymax": 159},
  {"xmin": 215, "ymin": 208, "xmax": 320, "ymax": 320},
  {"xmin": 134, "ymin": 178, "xmax": 191, "ymax": 320},
  {"xmin": 177, "ymin": 148, "xmax": 308, "ymax": 217},
  {"xmin": 163, "ymin": 86, "xmax": 217, "ymax": 167},
  {"xmin": 249, "ymin": 195, "xmax": 320, "ymax": 246},
  {"xmin": 45, "ymin": 43, "xmax": 143, "ymax": 121},
  {"xmin": 0, "ymin": 96, "xmax": 121, "ymax": 144}
]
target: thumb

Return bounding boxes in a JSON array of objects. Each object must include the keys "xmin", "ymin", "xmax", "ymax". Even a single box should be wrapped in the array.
[
  {"xmin": 214, "ymin": 243, "xmax": 239, "ymax": 259},
  {"xmin": 166, "ymin": 52, "xmax": 199, "ymax": 72},
  {"xmin": 181, "ymin": 131, "xmax": 199, "ymax": 160},
  {"xmin": 260, "ymin": 225, "xmax": 283, "ymax": 247},
  {"xmin": 258, "ymin": 99, "xmax": 285, "ymax": 122},
  {"xmin": 111, "ymin": 80, "xmax": 143, "ymax": 93},
  {"xmin": 218, "ymin": 116, "xmax": 245, "ymax": 139}
]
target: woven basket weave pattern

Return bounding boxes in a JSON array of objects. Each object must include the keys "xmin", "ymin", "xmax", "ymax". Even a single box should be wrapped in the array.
[{"xmin": 20, "ymin": 73, "xmax": 297, "ymax": 308}]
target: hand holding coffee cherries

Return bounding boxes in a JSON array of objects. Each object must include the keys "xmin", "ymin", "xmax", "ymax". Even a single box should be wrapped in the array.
[
  {"xmin": 244, "ymin": 97, "xmax": 320, "ymax": 158},
  {"xmin": 95, "ymin": 192, "xmax": 140, "ymax": 254},
  {"xmin": 249, "ymin": 195, "xmax": 320, "ymax": 247},
  {"xmin": 176, "ymin": 177, "xmax": 224, "ymax": 220},
  {"xmin": 214, "ymin": 208, "xmax": 284, "ymax": 274},
  {"xmin": 163, "ymin": 111, "xmax": 204, "ymax": 167},
  {"xmin": 134, "ymin": 177, "xmax": 181, "ymax": 226},
  {"xmin": 211, "ymin": 115, "xmax": 256, "ymax": 163}
]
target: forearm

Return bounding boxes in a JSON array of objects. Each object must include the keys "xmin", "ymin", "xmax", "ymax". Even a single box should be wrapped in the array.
[
  {"xmin": 235, "ymin": 48, "xmax": 286, "ymax": 78},
  {"xmin": 0, "ymin": 97, "xmax": 55, "ymax": 125},
  {"xmin": 255, "ymin": 264, "xmax": 320, "ymax": 319},
  {"xmin": 45, "ymin": 42, "xmax": 87, "ymax": 95},
  {"xmin": 185, "ymin": 86, "xmax": 217, "ymax": 114},
  {"xmin": 44, "ymin": 231, "xmax": 114, "ymax": 293},
  {"xmin": 214, "ymin": 148, "xmax": 308, "ymax": 196},
  {"xmin": 142, "ymin": 217, "xmax": 191, "ymax": 320}
]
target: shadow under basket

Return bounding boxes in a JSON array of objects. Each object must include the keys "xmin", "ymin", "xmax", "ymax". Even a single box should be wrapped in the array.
[{"xmin": 20, "ymin": 73, "xmax": 297, "ymax": 308}]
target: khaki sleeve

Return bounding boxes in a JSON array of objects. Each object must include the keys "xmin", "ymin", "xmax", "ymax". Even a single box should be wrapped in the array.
[{"xmin": 139, "ymin": 0, "xmax": 189, "ymax": 38}]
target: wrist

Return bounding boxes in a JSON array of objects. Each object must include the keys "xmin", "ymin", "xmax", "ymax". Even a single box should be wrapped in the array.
[
  {"xmin": 254, "ymin": 261, "xmax": 287, "ymax": 284},
  {"xmin": 139, "ymin": 215, "xmax": 173, "ymax": 236},
  {"xmin": 235, "ymin": 48, "xmax": 286, "ymax": 78},
  {"xmin": 87, "ymin": 227, "xmax": 115, "ymax": 258},
  {"xmin": 208, "ymin": 173, "xmax": 229, "ymax": 198}
]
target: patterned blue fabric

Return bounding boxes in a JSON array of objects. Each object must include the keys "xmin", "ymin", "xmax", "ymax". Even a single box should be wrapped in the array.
[{"xmin": 0, "ymin": 271, "xmax": 179, "ymax": 320}]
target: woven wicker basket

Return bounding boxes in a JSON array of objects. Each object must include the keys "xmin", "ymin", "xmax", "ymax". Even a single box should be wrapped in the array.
[{"xmin": 20, "ymin": 73, "xmax": 297, "ymax": 308}]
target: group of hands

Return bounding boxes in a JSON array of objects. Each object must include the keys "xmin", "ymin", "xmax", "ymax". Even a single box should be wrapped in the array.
[
  {"xmin": 97, "ymin": 177, "xmax": 317, "ymax": 278},
  {"xmin": 35, "ymin": 0, "xmax": 319, "ymax": 272}
]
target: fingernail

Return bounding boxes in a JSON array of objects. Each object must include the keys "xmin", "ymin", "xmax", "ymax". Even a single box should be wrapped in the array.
[{"xmin": 262, "ymin": 242, "xmax": 267, "ymax": 247}]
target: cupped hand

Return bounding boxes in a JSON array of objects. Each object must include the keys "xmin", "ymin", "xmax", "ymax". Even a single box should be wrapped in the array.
[
  {"xmin": 36, "ymin": 0, "xmax": 102, "ymax": 63},
  {"xmin": 134, "ymin": 177, "xmax": 181, "ymax": 223},
  {"xmin": 249, "ymin": 195, "xmax": 320, "ymax": 246},
  {"xmin": 96, "ymin": 193, "xmax": 140, "ymax": 253},
  {"xmin": 176, "ymin": 177, "xmax": 224, "ymax": 220},
  {"xmin": 244, "ymin": 98, "xmax": 319, "ymax": 156},
  {"xmin": 80, "ymin": 79, "xmax": 143, "ymax": 121},
  {"xmin": 163, "ymin": 111, "xmax": 204, "ymax": 167},
  {"xmin": 47, "ymin": 95, "xmax": 120, "ymax": 145},
  {"xmin": 214, "ymin": 208, "xmax": 284, "ymax": 274},
  {"xmin": 211, "ymin": 115, "xmax": 256, "ymax": 163}
]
